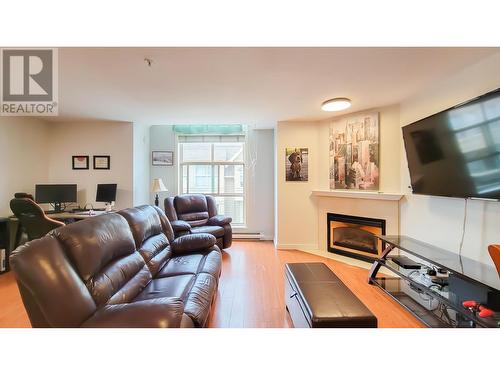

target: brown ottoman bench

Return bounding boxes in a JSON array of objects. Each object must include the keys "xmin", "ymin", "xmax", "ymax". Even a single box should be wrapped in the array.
[{"xmin": 285, "ymin": 262, "xmax": 377, "ymax": 328}]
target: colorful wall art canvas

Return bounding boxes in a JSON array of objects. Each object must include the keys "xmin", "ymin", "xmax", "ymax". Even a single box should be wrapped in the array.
[{"xmin": 329, "ymin": 113, "xmax": 379, "ymax": 190}]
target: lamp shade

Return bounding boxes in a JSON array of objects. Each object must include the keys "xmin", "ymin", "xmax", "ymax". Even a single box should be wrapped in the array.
[{"xmin": 151, "ymin": 178, "xmax": 167, "ymax": 193}]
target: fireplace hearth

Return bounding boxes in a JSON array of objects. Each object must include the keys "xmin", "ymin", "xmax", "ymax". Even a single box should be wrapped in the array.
[{"xmin": 327, "ymin": 213, "xmax": 385, "ymax": 262}]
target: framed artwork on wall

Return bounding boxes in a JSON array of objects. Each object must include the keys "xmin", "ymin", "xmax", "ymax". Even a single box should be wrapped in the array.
[
  {"xmin": 93, "ymin": 155, "xmax": 111, "ymax": 170},
  {"xmin": 152, "ymin": 151, "xmax": 174, "ymax": 166},
  {"xmin": 285, "ymin": 147, "xmax": 308, "ymax": 181},
  {"xmin": 329, "ymin": 112, "xmax": 379, "ymax": 190},
  {"xmin": 72, "ymin": 155, "xmax": 89, "ymax": 170}
]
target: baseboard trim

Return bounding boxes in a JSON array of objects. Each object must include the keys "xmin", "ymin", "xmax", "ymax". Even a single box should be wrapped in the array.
[
  {"xmin": 276, "ymin": 243, "xmax": 319, "ymax": 251},
  {"xmin": 233, "ymin": 233, "xmax": 274, "ymax": 241}
]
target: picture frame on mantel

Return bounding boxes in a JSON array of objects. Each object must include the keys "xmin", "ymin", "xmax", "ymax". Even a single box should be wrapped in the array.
[
  {"xmin": 72, "ymin": 155, "xmax": 89, "ymax": 170},
  {"xmin": 329, "ymin": 112, "xmax": 380, "ymax": 191}
]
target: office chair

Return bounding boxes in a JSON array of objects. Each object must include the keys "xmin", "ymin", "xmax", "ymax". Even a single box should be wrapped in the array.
[
  {"xmin": 14, "ymin": 192, "xmax": 34, "ymax": 200},
  {"xmin": 489, "ymin": 245, "xmax": 500, "ymax": 278},
  {"xmin": 10, "ymin": 198, "xmax": 65, "ymax": 241}
]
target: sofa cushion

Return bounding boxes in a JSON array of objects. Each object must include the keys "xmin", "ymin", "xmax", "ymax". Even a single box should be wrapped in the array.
[
  {"xmin": 178, "ymin": 212, "xmax": 209, "ymax": 227},
  {"xmin": 119, "ymin": 206, "xmax": 172, "ymax": 276},
  {"xmin": 91, "ymin": 252, "xmax": 152, "ymax": 307},
  {"xmin": 53, "ymin": 214, "xmax": 152, "ymax": 307},
  {"xmin": 190, "ymin": 225, "xmax": 225, "ymax": 238},
  {"xmin": 174, "ymin": 194, "xmax": 208, "ymax": 215},
  {"xmin": 10, "ymin": 236, "xmax": 97, "ymax": 328},
  {"xmin": 53, "ymin": 213, "xmax": 137, "ymax": 282},
  {"xmin": 183, "ymin": 273, "xmax": 218, "ymax": 327},
  {"xmin": 153, "ymin": 206, "xmax": 175, "ymax": 243},
  {"xmin": 157, "ymin": 246, "xmax": 221, "ymax": 279},
  {"xmin": 119, "ymin": 206, "xmax": 163, "ymax": 248},
  {"xmin": 171, "ymin": 233, "xmax": 217, "ymax": 254},
  {"xmin": 134, "ymin": 274, "xmax": 195, "ymax": 302}
]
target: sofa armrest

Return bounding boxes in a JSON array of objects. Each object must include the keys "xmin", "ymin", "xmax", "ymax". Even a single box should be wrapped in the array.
[
  {"xmin": 171, "ymin": 233, "xmax": 217, "ymax": 254},
  {"xmin": 81, "ymin": 297, "xmax": 184, "ymax": 328},
  {"xmin": 170, "ymin": 220, "xmax": 192, "ymax": 234},
  {"xmin": 207, "ymin": 215, "xmax": 232, "ymax": 226}
]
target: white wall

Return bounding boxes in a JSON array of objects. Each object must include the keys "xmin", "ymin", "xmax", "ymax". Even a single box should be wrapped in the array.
[
  {"xmin": 400, "ymin": 52, "xmax": 500, "ymax": 264},
  {"xmin": 133, "ymin": 122, "xmax": 151, "ymax": 206},
  {"xmin": 276, "ymin": 121, "xmax": 320, "ymax": 250},
  {"xmin": 246, "ymin": 128, "xmax": 275, "ymax": 239},
  {"xmin": 150, "ymin": 125, "xmax": 178, "ymax": 204},
  {"xmin": 46, "ymin": 121, "xmax": 134, "ymax": 210},
  {"xmin": 0, "ymin": 117, "xmax": 50, "ymax": 216},
  {"xmin": 276, "ymin": 105, "xmax": 402, "ymax": 250},
  {"xmin": 149, "ymin": 125, "xmax": 275, "ymax": 239}
]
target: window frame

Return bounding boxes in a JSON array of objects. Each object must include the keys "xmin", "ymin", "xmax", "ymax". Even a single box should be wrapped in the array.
[{"xmin": 178, "ymin": 137, "xmax": 247, "ymax": 226}]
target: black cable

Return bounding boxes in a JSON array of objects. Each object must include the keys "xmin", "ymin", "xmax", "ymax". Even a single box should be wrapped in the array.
[{"xmin": 458, "ymin": 198, "xmax": 468, "ymax": 273}]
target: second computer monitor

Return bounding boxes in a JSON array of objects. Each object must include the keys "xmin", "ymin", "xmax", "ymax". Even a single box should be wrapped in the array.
[{"xmin": 96, "ymin": 184, "xmax": 117, "ymax": 203}]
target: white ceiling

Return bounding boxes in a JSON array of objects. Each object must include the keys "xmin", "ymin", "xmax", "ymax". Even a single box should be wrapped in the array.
[{"xmin": 52, "ymin": 47, "xmax": 498, "ymax": 127}]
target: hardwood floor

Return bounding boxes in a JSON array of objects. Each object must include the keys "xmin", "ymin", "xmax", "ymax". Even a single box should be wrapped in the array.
[
  {"xmin": 0, "ymin": 241, "xmax": 423, "ymax": 328},
  {"xmin": 0, "ymin": 272, "xmax": 30, "ymax": 327},
  {"xmin": 207, "ymin": 241, "xmax": 423, "ymax": 328}
]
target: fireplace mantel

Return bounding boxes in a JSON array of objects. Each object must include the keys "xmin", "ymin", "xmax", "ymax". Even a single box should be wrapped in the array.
[{"xmin": 311, "ymin": 190, "xmax": 404, "ymax": 201}]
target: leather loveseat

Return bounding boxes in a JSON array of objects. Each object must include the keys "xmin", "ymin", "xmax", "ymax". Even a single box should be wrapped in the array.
[
  {"xmin": 10, "ymin": 205, "xmax": 221, "ymax": 328},
  {"xmin": 164, "ymin": 194, "xmax": 232, "ymax": 249}
]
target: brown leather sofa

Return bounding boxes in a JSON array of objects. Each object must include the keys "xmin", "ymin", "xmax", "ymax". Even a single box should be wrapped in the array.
[
  {"xmin": 10, "ymin": 205, "xmax": 221, "ymax": 328},
  {"xmin": 164, "ymin": 194, "xmax": 232, "ymax": 249}
]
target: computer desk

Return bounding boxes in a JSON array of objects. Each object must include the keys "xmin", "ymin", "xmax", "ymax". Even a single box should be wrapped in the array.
[{"xmin": 46, "ymin": 210, "xmax": 111, "ymax": 220}]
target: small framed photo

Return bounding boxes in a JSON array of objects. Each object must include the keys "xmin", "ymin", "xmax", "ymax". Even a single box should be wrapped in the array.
[
  {"xmin": 152, "ymin": 151, "xmax": 174, "ymax": 166},
  {"xmin": 93, "ymin": 155, "xmax": 111, "ymax": 170},
  {"xmin": 72, "ymin": 155, "xmax": 89, "ymax": 170}
]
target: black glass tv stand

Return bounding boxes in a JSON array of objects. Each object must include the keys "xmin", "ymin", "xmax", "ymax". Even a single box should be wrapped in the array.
[{"xmin": 368, "ymin": 235, "xmax": 500, "ymax": 328}]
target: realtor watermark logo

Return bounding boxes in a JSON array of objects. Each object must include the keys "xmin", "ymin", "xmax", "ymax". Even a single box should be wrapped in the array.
[{"xmin": 0, "ymin": 48, "xmax": 58, "ymax": 116}]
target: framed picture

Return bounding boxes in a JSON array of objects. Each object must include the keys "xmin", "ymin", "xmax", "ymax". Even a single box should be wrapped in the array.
[
  {"xmin": 152, "ymin": 151, "xmax": 174, "ymax": 166},
  {"xmin": 93, "ymin": 155, "xmax": 110, "ymax": 170},
  {"xmin": 329, "ymin": 112, "xmax": 379, "ymax": 190},
  {"xmin": 72, "ymin": 155, "xmax": 89, "ymax": 170},
  {"xmin": 285, "ymin": 148, "xmax": 308, "ymax": 182}
]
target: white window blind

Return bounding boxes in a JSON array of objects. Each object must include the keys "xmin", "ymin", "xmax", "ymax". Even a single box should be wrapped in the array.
[{"xmin": 178, "ymin": 135, "xmax": 246, "ymax": 225}]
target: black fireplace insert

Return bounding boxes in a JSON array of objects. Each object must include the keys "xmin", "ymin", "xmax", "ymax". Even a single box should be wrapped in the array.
[{"xmin": 327, "ymin": 213, "xmax": 386, "ymax": 262}]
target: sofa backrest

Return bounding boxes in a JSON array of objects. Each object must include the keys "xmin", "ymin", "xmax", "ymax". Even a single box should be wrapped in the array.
[
  {"xmin": 118, "ymin": 205, "xmax": 173, "ymax": 276},
  {"xmin": 166, "ymin": 194, "xmax": 218, "ymax": 227},
  {"xmin": 10, "ymin": 235, "xmax": 97, "ymax": 327},
  {"xmin": 10, "ymin": 212, "xmax": 154, "ymax": 327},
  {"xmin": 52, "ymin": 213, "xmax": 152, "ymax": 308}
]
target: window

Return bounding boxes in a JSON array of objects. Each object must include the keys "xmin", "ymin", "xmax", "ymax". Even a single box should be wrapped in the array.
[{"xmin": 179, "ymin": 136, "xmax": 245, "ymax": 225}]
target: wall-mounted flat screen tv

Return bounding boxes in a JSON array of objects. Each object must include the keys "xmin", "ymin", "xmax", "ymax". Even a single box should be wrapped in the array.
[{"xmin": 402, "ymin": 88, "xmax": 500, "ymax": 200}]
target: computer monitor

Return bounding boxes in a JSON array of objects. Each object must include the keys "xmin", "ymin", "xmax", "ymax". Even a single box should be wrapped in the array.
[
  {"xmin": 35, "ymin": 184, "xmax": 77, "ymax": 212},
  {"xmin": 96, "ymin": 184, "xmax": 117, "ymax": 204}
]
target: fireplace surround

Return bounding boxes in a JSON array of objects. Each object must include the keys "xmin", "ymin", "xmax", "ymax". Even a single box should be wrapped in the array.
[{"xmin": 327, "ymin": 212, "xmax": 386, "ymax": 262}]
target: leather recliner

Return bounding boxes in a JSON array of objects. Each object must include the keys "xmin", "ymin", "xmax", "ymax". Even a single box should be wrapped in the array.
[
  {"xmin": 10, "ymin": 205, "xmax": 221, "ymax": 328},
  {"xmin": 164, "ymin": 194, "xmax": 232, "ymax": 249}
]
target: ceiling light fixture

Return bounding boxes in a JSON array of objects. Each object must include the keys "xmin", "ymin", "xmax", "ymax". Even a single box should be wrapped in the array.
[{"xmin": 321, "ymin": 97, "xmax": 351, "ymax": 112}]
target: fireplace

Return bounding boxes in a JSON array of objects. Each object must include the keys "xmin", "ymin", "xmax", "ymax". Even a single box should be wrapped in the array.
[{"xmin": 327, "ymin": 213, "xmax": 385, "ymax": 262}]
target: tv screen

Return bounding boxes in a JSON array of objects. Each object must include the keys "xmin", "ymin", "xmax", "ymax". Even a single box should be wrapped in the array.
[{"xmin": 402, "ymin": 88, "xmax": 500, "ymax": 200}]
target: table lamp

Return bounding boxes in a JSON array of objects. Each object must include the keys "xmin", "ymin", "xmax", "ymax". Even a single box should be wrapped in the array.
[{"xmin": 151, "ymin": 178, "xmax": 168, "ymax": 206}]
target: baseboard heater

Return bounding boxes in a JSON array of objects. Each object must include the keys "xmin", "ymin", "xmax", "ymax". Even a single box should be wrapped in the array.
[{"xmin": 233, "ymin": 232, "xmax": 264, "ymax": 240}]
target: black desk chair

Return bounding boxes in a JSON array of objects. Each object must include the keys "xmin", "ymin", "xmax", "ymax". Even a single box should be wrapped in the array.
[
  {"xmin": 14, "ymin": 192, "xmax": 34, "ymax": 200},
  {"xmin": 10, "ymin": 198, "xmax": 65, "ymax": 241}
]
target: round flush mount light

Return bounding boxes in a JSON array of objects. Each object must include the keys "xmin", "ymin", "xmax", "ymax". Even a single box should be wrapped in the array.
[{"xmin": 321, "ymin": 97, "xmax": 352, "ymax": 112}]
